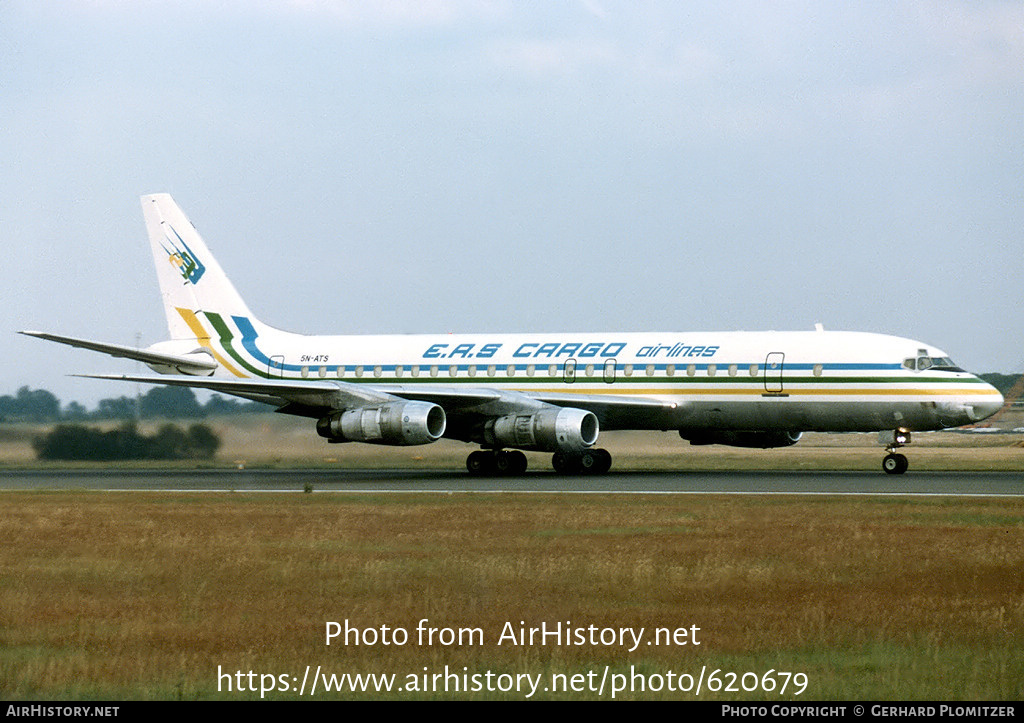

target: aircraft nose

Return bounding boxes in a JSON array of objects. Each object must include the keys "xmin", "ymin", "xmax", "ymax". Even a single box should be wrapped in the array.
[{"xmin": 969, "ymin": 386, "xmax": 1004, "ymax": 422}]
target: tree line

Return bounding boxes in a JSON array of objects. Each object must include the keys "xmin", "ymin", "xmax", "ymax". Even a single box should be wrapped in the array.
[
  {"xmin": 0, "ymin": 385, "xmax": 268, "ymax": 423},
  {"xmin": 32, "ymin": 422, "xmax": 220, "ymax": 461}
]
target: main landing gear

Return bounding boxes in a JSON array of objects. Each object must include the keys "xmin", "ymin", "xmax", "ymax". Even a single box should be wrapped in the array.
[
  {"xmin": 466, "ymin": 449, "xmax": 528, "ymax": 476},
  {"xmin": 881, "ymin": 429, "xmax": 911, "ymax": 475},
  {"xmin": 465, "ymin": 448, "xmax": 613, "ymax": 476},
  {"xmin": 552, "ymin": 448, "xmax": 612, "ymax": 475}
]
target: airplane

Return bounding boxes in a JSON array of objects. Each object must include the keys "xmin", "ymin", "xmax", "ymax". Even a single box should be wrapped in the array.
[{"xmin": 21, "ymin": 194, "xmax": 1004, "ymax": 476}]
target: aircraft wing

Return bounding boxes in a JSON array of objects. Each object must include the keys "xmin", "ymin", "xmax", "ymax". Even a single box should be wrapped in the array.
[
  {"xmin": 345, "ymin": 385, "xmax": 678, "ymax": 426},
  {"xmin": 525, "ymin": 390, "xmax": 681, "ymax": 429},
  {"xmin": 20, "ymin": 331, "xmax": 218, "ymax": 375}
]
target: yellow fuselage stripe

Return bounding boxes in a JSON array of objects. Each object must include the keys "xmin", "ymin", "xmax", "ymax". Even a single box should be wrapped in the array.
[{"xmin": 175, "ymin": 308, "xmax": 247, "ymax": 377}]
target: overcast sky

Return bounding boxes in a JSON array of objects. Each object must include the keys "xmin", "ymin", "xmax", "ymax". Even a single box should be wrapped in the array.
[{"xmin": 4, "ymin": 1, "xmax": 1023, "ymax": 405}]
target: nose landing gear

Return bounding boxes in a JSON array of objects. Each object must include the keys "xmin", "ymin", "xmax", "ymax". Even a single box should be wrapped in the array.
[
  {"xmin": 882, "ymin": 452, "xmax": 909, "ymax": 474},
  {"xmin": 881, "ymin": 429, "xmax": 910, "ymax": 475}
]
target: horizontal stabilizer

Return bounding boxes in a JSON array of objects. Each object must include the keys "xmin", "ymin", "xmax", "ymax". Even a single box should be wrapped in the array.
[{"xmin": 20, "ymin": 331, "xmax": 218, "ymax": 374}]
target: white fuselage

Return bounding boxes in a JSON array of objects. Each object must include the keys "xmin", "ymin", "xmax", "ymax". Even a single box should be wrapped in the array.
[{"xmin": 182, "ymin": 314, "xmax": 1003, "ymax": 434}]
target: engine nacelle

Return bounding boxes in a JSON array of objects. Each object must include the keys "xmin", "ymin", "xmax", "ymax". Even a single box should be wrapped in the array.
[
  {"xmin": 317, "ymin": 401, "xmax": 446, "ymax": 446},
  {"xmin": 483, "ymin": 407, "xmax": 599, "ymax": 452},
  {"xmin": 680, "ymin": 430, "xmax": 803, "ymax": 449}
]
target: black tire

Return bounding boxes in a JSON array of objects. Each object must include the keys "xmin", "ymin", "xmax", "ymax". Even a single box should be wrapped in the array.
[
  {"xmin": 882, "ymin": 453, "xmax": 908, "ymax": 475},
  {"xmin": 494, "ymin": 451, "xmax": 513, "ymax": 475},
  {"xmin": 507, "ymin": 450, "xmax": 528, "ymax": 475},
  {"xmin": 552, "ymin": 451, "xmax": 580, "ymax": 474},
  {"xmin": 467, "ymin": 450, "xmax": 493, "ymax": 476},
  {"xmin": 591, "ymin": 448, "xmax": 612, "ymax": 474},
  {"xmin": 578, "ymin": 450, "xmax": 598, "ymax": 473}
]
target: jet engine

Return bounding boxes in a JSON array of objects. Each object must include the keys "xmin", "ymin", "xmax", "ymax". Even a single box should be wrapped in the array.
[
  {"xmin": 317, "ymin": 401, "xmax": 446, "ymax": 445},
  {"xmin": 680, "ymin": 430, "xmax": 803, "ymax": 449},
  {"xmin": 483, "ymin": 407, "xmax": 599, "ymax": 452}
]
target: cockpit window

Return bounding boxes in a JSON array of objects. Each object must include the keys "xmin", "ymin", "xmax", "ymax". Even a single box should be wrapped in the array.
[
  {"xmin": 928, "ymin": 356, "xmax": 964, "ymax": 372},
  {"xmin": 904, "ymin": 356, "xmax": 964, "ymax": 372}
]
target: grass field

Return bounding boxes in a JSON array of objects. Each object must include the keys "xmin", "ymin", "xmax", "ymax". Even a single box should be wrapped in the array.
[{"xmin": 1, "ymin": 491, "xmax": 1022, "ymax": 700}]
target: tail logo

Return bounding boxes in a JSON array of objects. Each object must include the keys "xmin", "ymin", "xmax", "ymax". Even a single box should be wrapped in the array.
[{"xmin": 162, "ymin": 225, "xmax": 206, "ymax": 284}]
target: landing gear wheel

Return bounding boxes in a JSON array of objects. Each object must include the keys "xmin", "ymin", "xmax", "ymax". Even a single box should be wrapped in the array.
[
  {"xmin": 508, "ymin": 450, "xmax": 528, "ymax": 475},
  {"xmin": 552, "ymin": 449, "xmax": 612, "ymax": 475},
  {"xmin": 578, "ymin": 450, "xmax": 599, "ymax": 473},
  {"xmin": 495, "ymin": 450, "xmax": 528, "ymax": 476},
  {"xmin": 551, "ymin": 451, "xmax": 578, "ymax": 474},
  {"xmin": 882, "ymin": 453, "xmax": 908, "ymax": 475},
  {"xmin": 880, "ymin": 429, "xmax": 911, "ymax": 476},
  {"xmin": 467, "ymin": 450, "xmax": 494, "ymax": 476},
  {"xmin": 467, "ymin": 450, "xmax": 528, "ymax": 476},
  {"xmin": 591, "ymin": 448, "xmax": 612, "ymax": 474}
]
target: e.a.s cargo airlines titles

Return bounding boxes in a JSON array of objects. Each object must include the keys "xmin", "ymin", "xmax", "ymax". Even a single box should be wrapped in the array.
[{"xmin": 22, "ymin": 194, "xmax": 1003, "ymax": 475}]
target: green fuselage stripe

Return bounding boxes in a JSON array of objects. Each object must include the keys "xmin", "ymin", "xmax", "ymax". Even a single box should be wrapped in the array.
[{"xmin": 203, "ymin": 312, "xmax": 268, "ymax": 377}]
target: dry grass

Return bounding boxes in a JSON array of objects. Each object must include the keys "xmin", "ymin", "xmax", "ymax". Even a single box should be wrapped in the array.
[
  {"xmin": 4, "ymin": 415, "xmax": 1024, "ymax": 471},
  {"xmin": 1, "ymin": 492, "xmax": 1022, "ymax": 699}
]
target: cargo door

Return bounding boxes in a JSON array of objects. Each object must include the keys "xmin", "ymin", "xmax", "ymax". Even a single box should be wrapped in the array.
[{"xmin": 764, "ymin": 352, "xmax": 785, "ymax": 395}]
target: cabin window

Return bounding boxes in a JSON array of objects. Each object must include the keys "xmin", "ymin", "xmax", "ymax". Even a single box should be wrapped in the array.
[
  {"xmin": 667, "ymin": 364, "xmax": 675, "ymax": 376},
  {"xmin": 468, "ymin": 365, "xmax": 477, "ymax": 377},
  {"xmin": 395, "ymin": 365, "xmax": 403, "ymax": 378},
  {"xmin": 411, "ymin": 365, "xmax": 420, "ymax": 377},
  {"xmin": 687, "ymin": 364, "xmax": 696, "ymax": 377},
  {"xmin": 336, "ymin": 366, "xmax": 345, "ymax": 378},
  {"xmin": 707, "ymin": 364, "xmax": 717, "ymax": 377},
  {"xmin": 548, "ymin": 364, "xmax": 557, "ymax": 377},
  {"xmin": 487, "ymin": 365, "xmax": 496, "ymax": 377},
  {"xmin": 430, "ymin": 366, "xmax": 438, "ymax": 377},
  {"xmin": 449, "ymin": 365, "xmax": 458, "ymax": 377},
  {"xmin": 813, "ymin": 364, "xmax": 823, "ymax": 377},
  {"xmin": 585, "ymin": 364, "xmax": 594, "ymax": 377},
  {"xmin": 507, "ymin": 364, "xmax": 515, "ymax": 377},
  {"xmin": 749, "ymin": 364, "xmax": 758, "ymax": 377},
  {"xmin": 373, "ymin": 365, "xmax": 382, "ymax": 378},
  {"xmin": 728, "ymin": 364, "xmax": 737, "ymax": 377},
  {"xmin": 527, "ymin": 365, "xmax": 536, "ymax": 377},
  {"xmin": 646, "ymin": 364, "xmax": 655, "ymax": 377},
  {"xmin": 355, "ymin": 366, "xmax": 364, "ymax": 377},
  {"xmin": 624, "ymin": 364, "xmax": 633, "ymax": 376},
  {"xmin": 318, "ymin": 366, "xmax": 327, "ymax": 378},
  {"xmin": 301, "ymin": 366, "xmax": 309, "ymax": 378}
]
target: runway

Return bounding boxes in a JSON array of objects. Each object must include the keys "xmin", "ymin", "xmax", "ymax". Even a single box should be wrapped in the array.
[{"xmin": 1, "ymin": 468, "xmax": 1021, "ymax": 495}]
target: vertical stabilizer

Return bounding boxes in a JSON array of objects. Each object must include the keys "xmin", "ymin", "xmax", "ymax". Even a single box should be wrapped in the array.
[{"xmin": 141, "ymin": 194, "xmax": 256, "ymax": 340}]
